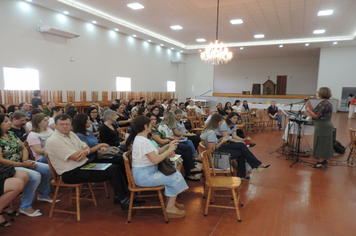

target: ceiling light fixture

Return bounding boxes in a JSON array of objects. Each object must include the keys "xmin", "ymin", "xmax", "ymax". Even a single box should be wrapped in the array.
[
  {"xmin": 170, "ymin": 25, "xmax": 183, "ymax": 30},
  {"xmin": 318, "ymin": 10, "xmax": 333, "ymax": 16},
  {"xmin": 196, "ymin": 38, "xmax": 206, "ymax": 42},
  {"xmin": 230, "ymin": 19, "xmax": 243, "ymax": 24},
  {"xmin": 180, "ymin": 51, "xmax": 183, "ymax": 53},
  {"xmin": 147, "ymin": 39, "xmax": 151, "ymax": 42},
  {"xmin": 199, "ymin": 50, "xmax": 202, "ymax": 52},
  {"xmin": 279, "ymin": 45, "xmax": 283, "ymax": 48},
  {"xmin": 240, "ymin": 47, "xmax": 243, "ymax": 50},
  {"xmin": 333, "ymin": 42, "xmax": 337, "ymax": 44},
  {"xmin": 132, "ymin": 34, "xmax": 137, "ymax": 37},
  {"xmin": 254, "ymin": 34, "xmax": 265, "ymax": 39},
  {"xmin": 26, "ymin": 0, "xmax": 32, "ymax": 2},
  {"xmin": 63, "ymin": 11, "xmax": 69, "ymax": 15},
  {"xmin": 114, "ymin": 28, "xmax": 119, "ymax": 31},
  {"xmin": 127, "ymin": 3, "xmax": 144, "ymax": 10},
  {"xmin": 92, "ymin": 21, "xmax": 97, "ymax": 24},
  {"xmin": 171, "ymin": 48, "xmax": 174, "ymax": 50},
  {"xmin": 305, "ymin": 43, "xmax": 309, "ymax": 46},
  {"xmin": 200, "ymin": 0, "xmax": 233, "ymax": 65},
  {"xmin": 160, "ymin": 44, "xmax": 164, "ymax": 46},
  {"xmin": 313, "ymin": 29, "xmax": 325, "ymax": 34}
]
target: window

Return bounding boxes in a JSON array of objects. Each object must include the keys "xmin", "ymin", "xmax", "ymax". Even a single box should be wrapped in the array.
[
  {"xmin": 116, "ymin": 77, "xmax": 131, "ymax": 91},
  {"xmin": 167, "ymin": 81, "xmax": 176, "ymax": 92},
  {"xmin": 3, "ymin": 67, "xmax": 39, "ymax": 90}
]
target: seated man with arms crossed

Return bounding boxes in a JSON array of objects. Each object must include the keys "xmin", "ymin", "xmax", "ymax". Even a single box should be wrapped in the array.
[{"xmin": 45, "ymin": 114, "xmax": 145, "ymax": 210}]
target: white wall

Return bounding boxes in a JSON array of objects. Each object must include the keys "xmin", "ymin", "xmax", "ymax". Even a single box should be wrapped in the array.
[
  {"xmin": 318, "ymin": 46, "xmax": 356, "ymax": 110},
  {"xmin": 0, "ymin": 0, "xmax": 185, "ymax": 102},
  {"xmin": 213, "ymin": 56, "xmax": 319, "ymax": 95},
  {"xmin": 185, "ymin": 54, "xmax": 214, "ymax": 99}
]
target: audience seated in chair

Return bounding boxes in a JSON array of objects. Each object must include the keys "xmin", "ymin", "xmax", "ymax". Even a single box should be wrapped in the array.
[
  {"xmin": 19, "ymin": 102, "xmax": 31, "ymax": 119},
  {"xmin": 127, "ymin": 115, "xmax": 188, "ymax": 218},
  {"xmin": 195, "ymin": 101, "xmax": 206, "ymax": 117},
  {"xmin": 26, "ymin": 114, "xmax": 53, "ymax": 163},
  {"xmin": 232, "ymin": 100, "xmax": 242, "ymax": 113},
  {"xmin": 150, "ymin": 106, "xmax": 162, "ymax": 123},
  {"xmin": 87, "ymin": 107, "xmax": 103, "ymax": 136},
  {"xmin": 45, "ymin": 114, "xmax": 144, "ymax": 210},
  {"xmin": 0, "ymin": 169, "xmax": 29, "ymax": 228},
  {"xmin": 115, "ymin": 103, "xmax": 132, "ymax": 128},
  {"xmin": 99, "ymin": 109, "xmax": 127, "ymax": 151},
  {"xmin": 43, "ymin": 101, "xmax": 54, "ymax": 116},
  {"xmin": 201, "ymin": 114, "xmax": 271, "ymax": 181},
  {"xmin": 66, "ymin": 109, "xmax": 78, "ymax": 120},
  {"xmin": 154, "ymin": 100, "xmax": 164, "ymax": 117},
  {"xmin": 10, "ymin": 112, "xmax": 30, "ymax": 142},
  {"xmin": 25, "ymin": 108, "xmax": 43, "ymax": 131},
  {"xmin": 267, "ymin": 101, "xmax": 283, "ymax": 130},
  {"xmin": 224, "ymin": 102, "xmax": 233, "ymax": 115},
  {"xmin": 109, "ymin": 99, "xmax": 121, "ymax": 111},
  {"xmin": 158, "ymin": 112, "xmax": 202, "ymax": 181},
  {"xmin": 216, "ymin": 103, "xmax": 225, "ymax": 116},
  {"xmin": 63, "ymin": 102, "xmax": 73, "ymax": 113},
  {"xmin": 186, "ymin": 100, "xmax": 196, "ymax": 110},
  {"xmin": 48, "ymin": 106, "xmax": 63, "ymax": 130},
  {"xmin": 131, "ymin": 102, "xmax": 143, "ymax": 118},
  {"xmin": 7, "ymin": 105, "xmax": 19, "ymax": 115},
  {"xmin": 0, "ymin": 105, "xmax": 7, "ymax": 114},
  {"xmin": 0, "ymin": 114, "xmax": 55, "ymax": 217},
  {"xmin": 205, "ymin": 108, "xmax": 218, "ymax": 123}
]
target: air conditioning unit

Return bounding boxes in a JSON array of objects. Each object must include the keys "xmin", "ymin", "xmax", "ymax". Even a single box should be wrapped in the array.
[
  {"xmin": 38, "ymin": 25, "xmax": 80, "ymax": 39},
  {"xmin": 171, "ymin": 60, "xmax": 186, "ymax": 64}
]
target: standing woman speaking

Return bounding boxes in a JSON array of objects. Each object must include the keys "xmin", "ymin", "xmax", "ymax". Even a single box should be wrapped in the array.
[{"xmin": 305, "ymin": 87, "xmax": 334, "ymax": 168}]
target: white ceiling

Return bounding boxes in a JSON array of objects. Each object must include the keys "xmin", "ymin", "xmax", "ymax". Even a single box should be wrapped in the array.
[{"xmin": 29, "ymin": 0, "xmax": 356, "ymax": 58}]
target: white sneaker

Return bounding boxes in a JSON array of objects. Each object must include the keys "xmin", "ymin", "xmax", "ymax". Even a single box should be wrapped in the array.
[
  {"xmin": 37, "ymin": 197, "xmax": 60, "ymax": 203},
  {"xmin": 19, "ymin": 209, "xmax": 42, "ymax": 217}
]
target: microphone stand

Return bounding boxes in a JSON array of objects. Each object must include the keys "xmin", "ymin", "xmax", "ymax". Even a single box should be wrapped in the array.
[{"xmin": 290, "ymin": 100, "xmax": 314, "ymax": 168}]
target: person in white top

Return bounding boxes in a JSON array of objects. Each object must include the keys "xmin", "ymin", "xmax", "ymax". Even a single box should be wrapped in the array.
[
  {"xmin": 130, "ymin": 115, "xmax": 188, "ymax": 219},
  {"xmin": 186, "ymin": 100, "xmax": 197, "ymax": 110},
  {"xmin": 161, "ymin": 99, "xmax": 169, "ymax": 110},
  {"xmin": 27, "ymin": 113, "xmax": 53, "ymax": 163},
  {"xmin": 232, "ymin": 100, "xmax": 242, "ymax": 113},
  {"xmin": 195, "ymin": 101, "xmax": 206, "ymax": 116},
  {"xmin": 48, "ymin": 106, "xmax": 63, "ymax": 130}
]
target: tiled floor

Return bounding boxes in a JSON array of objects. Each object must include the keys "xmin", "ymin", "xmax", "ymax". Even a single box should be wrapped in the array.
[{"xmin": 2, "ymin": 113, "xmax": 356, "ymax": 236}]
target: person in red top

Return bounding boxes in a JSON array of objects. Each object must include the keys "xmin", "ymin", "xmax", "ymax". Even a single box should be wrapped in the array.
[{"xmin": 349, "ymin": 97, "xmax": 356, "ymax": 119}]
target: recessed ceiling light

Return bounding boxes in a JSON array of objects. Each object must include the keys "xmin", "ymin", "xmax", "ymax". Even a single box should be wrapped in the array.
[
  {"xmin": 313, "ymin": 29, "xmax": 325, "ymax": 34},
  {"xmin": 305, "ymin": 43, "xmax": 309, "ymax": 46},
  {"xmin": 196, "ymin": 38, "xmax": 206, "ymax": 42},
  {"xmin": 127, "ymin": 3, "xmax": 144, "ymax": 10},
  {"xmin": 171, "ymin": 48, "xmax": 174, "ymax": 50},
  {"xmin": 333, "ymin": 42, "xmax": 338, "ymax": 45},
  {"xmin": 199, "ymin": 50, "xmax": 202, "ymax": 52},
  {"xmin": 63, "ymin": 11, "xmax": 69, "ymax": 15},
  {"xmin": 114, "ymin": 28, "xmax": 119, "ymax": 31},
  {"xmin": 254, "ymin": 34, "xmax": 265, "ymax": 38},
  {"xmin": 180, "ymin": 51, "xmax": 183, "ymax": 53},
  {"xmin": 92, "ymin": 21, "xmax": 97, "ymax": 24},
  {"xmin": 230, "ymin": 19, "xmax": 243, "ymax": 24},
  {"xmin": 279, "ymin": 45, "xmax": 283, "ymax": 48},
  {"xmin": 26, "ymin": 0, "xmax": 32, "ymax": 2},
  {"xmin": 160, "ymin": 44, "xmax": 164, "ymax": 46},
  {"xmin": 147, "ymin": 39, "xmax": 151, "ymax": 42},
  {"xmin": 132, "ymin": 34, "xmax": 137, "ymax": 37},
  {"xmin": 170, "ymin": 25, "xmax": 183, "ymax": 30},
  {"xmin": 318, "ymin": 10, "xmax": 333, "ymax": 16},
  {"xmin": 240, "ymin": 47, "xmax": 243, "ymax": 50}
]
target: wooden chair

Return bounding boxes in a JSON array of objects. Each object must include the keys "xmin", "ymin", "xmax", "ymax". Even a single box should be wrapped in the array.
[
  {"xmin": 45, "ymin": 155, "xmax": 97, "ymax": 221},
  {"xmin": 123, "ymin": 151, "xmax": 169, "ymax": 223},
  {"xmin": 201, "ymin": 150, "xmax": 243, "ymax": 221},
  {"xmin": 239, "ymin": 112, "xmax": 250, "ymax": 134},
  {"xmin": 264, "ymin": 109, "xmax": 279, "ymax": 131},
  {"xmin": 347, "ymin": 128, "xmax": 356, "ymax": 165},
  {"xmin": 24, "ymin": 141, "xmax": 35, "ymax": 161},
  {"xmin": 256, "ymin": 110, "xmax": 267, "ymax": 131},
  {"xmin": 189, "ymin": 117, "xmax": 204, "ymax": 134},
  {"xmin": 117, "ymin": 127, "xmax": 129, "ymax": 139}
]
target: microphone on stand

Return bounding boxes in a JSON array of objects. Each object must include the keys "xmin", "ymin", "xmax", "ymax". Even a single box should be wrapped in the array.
[{"xmin": 304, "ymin": 96, "xmax": 314, "ymax": 101}]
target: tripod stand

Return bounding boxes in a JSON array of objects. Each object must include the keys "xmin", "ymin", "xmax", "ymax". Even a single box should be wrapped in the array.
[{"xmin": 290, "ymin": 103, "xmax": 314, "ymax": 168}]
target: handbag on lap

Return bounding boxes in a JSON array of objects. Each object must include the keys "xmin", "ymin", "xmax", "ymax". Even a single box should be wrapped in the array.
[
  {"xmin": 0, "ymin": 165, "xmax": 16, "ymax": 180},
  {"xmin": 97, "ymin": 146, "xmax": 124, "ymax": 159}
]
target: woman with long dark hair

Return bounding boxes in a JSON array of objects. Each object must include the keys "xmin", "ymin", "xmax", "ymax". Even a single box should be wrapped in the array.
[
  {"xmin": 224, "ymin": 102, "xmax": 233, "ymax": 114},
  {"xmin": 87, "ymin": 107, "xmax": 103, "ymax": 136}
]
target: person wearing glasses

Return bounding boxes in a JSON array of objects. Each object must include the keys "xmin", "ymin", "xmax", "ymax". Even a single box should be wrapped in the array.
[
  {"xmin": 205, "ymin": 108, "xmax": 218, "ymax": 123},
  {"xmin": 87, "ymin": 107, "xmax": 103, "ymax": 137}
]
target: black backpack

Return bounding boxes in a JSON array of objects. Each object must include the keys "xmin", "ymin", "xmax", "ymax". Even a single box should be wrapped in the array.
[{"xmin": 333, "ymin": 140, "xmax": 346, "ymax": 154}]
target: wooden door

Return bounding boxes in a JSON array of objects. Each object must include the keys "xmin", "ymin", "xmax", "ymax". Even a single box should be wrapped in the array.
[{"xmin": 276, "ymin": 75, "xmax": 287, "ymax": 95}]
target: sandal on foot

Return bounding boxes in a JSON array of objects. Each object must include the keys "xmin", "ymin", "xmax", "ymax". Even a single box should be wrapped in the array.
[
  {"xmin": 166, "ymin": 209, "xmax": 186, "ymax": 219},
  {"xmin": 2, "ymin": 206, "xmax": 18, "ymax": 221},
  {"xmin": 0, "ymin": 215, "xmax": 10, "ymax": 227},
  {"xmin": 175, "ymin": 202, "xmax": 185, "ymax": 210}
]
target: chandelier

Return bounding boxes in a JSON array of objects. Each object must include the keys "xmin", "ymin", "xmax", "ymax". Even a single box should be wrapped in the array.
[{"xmin": 200, "ymin": 0, "xmax": 233, "ymax": 65}]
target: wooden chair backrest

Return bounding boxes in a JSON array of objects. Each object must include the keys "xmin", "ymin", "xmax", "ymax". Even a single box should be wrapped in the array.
[
  {"xmin": 240, "ymin": 112, "xmax": 249, "ymax": 123},
  {"xmin": 257, "ymin": 110, "xmax": 265, "ymax": 119},
  {"xmin": 350, "ymin": 128, "xmax": 356, "ymax": 147},
  {"xmin": 123, "ymin": 151, "xmax": 136, "ymax": 189},
  {"xmin": 45, "ymin": 154, "xmax": 60, "ymax": 183},
  {"xmin": 248, "ymin": 111, "xmax": 257, "ymax": 123},
  {"xmin": 189, "ymin": 117, "xmax": 199, "ymax": 129},
  {"xmin": 198, "ymin": 141, "xmax": 206, "ymax": 154},
  {"xmin": 117, "ymin": 127, "xmax": 129, "ymax": 139},
  {"xmin": 24, "ymin": 141, "xmax": 35, "ymax": 161},
  {"xmin": 201, "ymin": 150, "xmax": 216, "ymax": 184}
]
